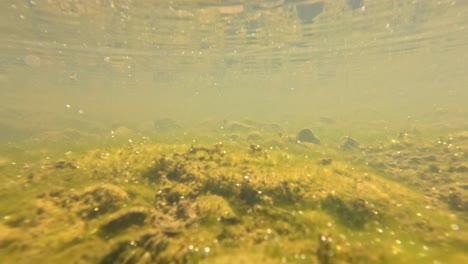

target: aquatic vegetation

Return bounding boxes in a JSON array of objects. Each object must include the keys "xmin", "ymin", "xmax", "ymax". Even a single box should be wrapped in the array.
[{"xmin": 0, "ymin": 126, "xmax": 467, "ymax": 263}]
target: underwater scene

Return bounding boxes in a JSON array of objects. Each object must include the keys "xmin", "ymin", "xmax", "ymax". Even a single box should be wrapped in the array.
[{"xmin": 0, "ymin": 0, "xmax": 467, "ymax": 263}]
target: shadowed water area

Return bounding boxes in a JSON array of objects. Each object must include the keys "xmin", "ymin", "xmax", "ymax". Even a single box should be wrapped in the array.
[{"xmin": 0, "ymin": 0, "xmax": 467, "ymax": 263}]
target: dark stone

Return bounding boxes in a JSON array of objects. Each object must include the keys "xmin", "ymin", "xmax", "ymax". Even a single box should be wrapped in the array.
[
  {"xmin": 317, "ymin": 232, "xmax": 332, "ymax": 264},
  {"xmin": 347, "ymin": 0, "xmax": 364, "ymax": 10},
  {"xmin": 318, "ymin": 158, "xmax": 333, "ymax": 166},
  {"xmin": 340, "ymin": 136, "xmax": 360, "ymax": 151},
  {"xmin": 448, "ymin": 191, "xmax": 464, "ymax": 211},
  {"xmin": 296, "ymin": 129, "xmax": 320, "ymax": 144},
  {"xmin": 54, "ymin": 160, "xmax": 77, "ymax": 169},
  {"xmin": 220, "ymin": 216, "xmax": 240, "ymax": 225},
  {"xmin": 240, "ymin": 184, "xmax": 260, "ymax": 205},
  {"xmin": 454, "ymin": 166, "xmax": 468, "ymax": 173},
  {"xmin": 296, "ymin": 2, "xmax": 324, "ymax": 24},
  {"xmin": 427, "ymin": 164, "xmax": 440, "ymax": 173}
]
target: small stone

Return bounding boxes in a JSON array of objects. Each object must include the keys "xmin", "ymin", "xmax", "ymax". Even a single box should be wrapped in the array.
[
  {"xmin": 340, "ymin": 136, "xmax": 360, "ymax": 151},
  {"xmin": 318, "ymin": 158, "xmax": 333, "ymax": 166},
  {"xmin": 296, "ymin": 129, "xmax": 320, "ymax": 144}
]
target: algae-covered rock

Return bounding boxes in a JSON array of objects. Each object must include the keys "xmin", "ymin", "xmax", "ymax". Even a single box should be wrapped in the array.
[
  {"xmin": 340, "ymin": 136, "xmax": 360, "ymax": 151},
  {"xmin": 98, "ymin": 231, "xmax": 172, "ymax": 264},
  {"xmin": 248, "ymin": 144, "xmax": 266, "ymax": 158},
  {"xmin": 161, "ymin": 183, "xmax": 197, "ymax": 205},
  {"xmin": 99, "ymin": 207, "xmax": 147, "ymax": 237},
  {"xmin": 246, "ymin": 131, "xmax": 262, "ymax": 142},
  {"xmin": 197, "ymin": 194, "xmax": 238, "ymax": 224},
  {"xmin": 146, "ymin": 155, "xmax": 194, "ymax": 183},
  {"xmin": 153, "ymin": 118, "xmax": 180, "ymax": 130},
  {"xmin": 318, "ymin": 158, "xmax": 333, "ymax": 166},
  {"xmin": 447, "ymin": 191, "xmax": 466, "ymax": 211},
  {"xmin": 317, "ymin": 232, "xmax": 333, "ymax": 264},
  {"xmin": 226, "ymin": 120, "xmax": 251, "ymax": 132},
  {"xmin": 111, "ymin": 126, "xmax": 133, "ymax": 138},
  {"xmin": 296, "ymin": 129, "xmax": 320, "ymax": 144},
  {"xmin": 77, "ymin": 184, "xmax": 128, "ymax": 219},
  {"xmin": 202, "ymin": 174, "xmax": 238, "ymax": 199},
  {"xmin": 176, "ymin": 200, "xmax": 199, "ymax": 224},
  {"xmin": 54, "ymin": 160, "xmax": 77, "ymax": 169},
  {"xmin": 239, "ymin": 184, "xmax": 260, "ymax": 205},
  {"xmin": 321, "ymin": 195, "xmax": 377, "ymax": 229},
  {"xmin": 263, "ymin": 180, "xmax": 305, "ymax": 206}
]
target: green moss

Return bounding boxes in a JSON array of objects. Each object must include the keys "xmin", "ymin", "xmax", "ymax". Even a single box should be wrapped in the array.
[{"xmin": 0, "ymin": 124, "xmax": 467, "ymax": 263}]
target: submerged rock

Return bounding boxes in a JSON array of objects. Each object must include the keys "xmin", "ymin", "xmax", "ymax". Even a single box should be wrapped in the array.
[
  {"xmin": 225, "ymin": 120, "xmax": 251, "ymax": 132},
  {"xmin": 318, "ymin": 158, "xmax": 333, "ymax": 166},
  {"xmin": 296, "ymin": 1, "xmax": 324, "ymax": 24},
  {"xmin": 347, "ymin": 0, "xmax": 364, "ymax": 10},
  {"xmin": 296, "ymin": 129, "xmax": 320, "ymax": 144},
  {"xmin": 99, "ymin": 207, "xmax": 147, "ymax": 236},
  {"xmin": 54, "ymin": 160, "xmax": 77, "ymax": 169},
  {"xmin": 98, "ymin": 230, "xmax": 174, "ymax": 264},
  {"xmin": 246, "ymin": 131, "xmax": 262, "ymax": 141},
  {"xmin": 153, "ymin": 118, "xmax": 180, "ymax": 130},
  {"xmin": 340, "ymin": 136, "xmax": 360, "ymax": 151},
  {"xmin": 197, "ymin": 194, "xmax": 238, "ymax": 224},
  {"xmin": 78, "ymin": 184, "xmax": 128, "ymax": 219},
  {"xmin": 317, "ymin": 232, "xmax": 333, "ymax": 264},
  {"xmin": 321, "ymin": 195, "xmax": 377, "ymax": 229}
]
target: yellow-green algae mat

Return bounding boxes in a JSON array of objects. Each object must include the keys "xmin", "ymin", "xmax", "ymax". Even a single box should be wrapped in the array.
[{"xmin": 0, "ymin": 132, "xmax": 467, "ymax": 264}]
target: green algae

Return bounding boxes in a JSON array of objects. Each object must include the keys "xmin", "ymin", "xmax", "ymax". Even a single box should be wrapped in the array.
[{"xmin": 0, "ymin": 123, "xmax": 467, "ymax": 264}]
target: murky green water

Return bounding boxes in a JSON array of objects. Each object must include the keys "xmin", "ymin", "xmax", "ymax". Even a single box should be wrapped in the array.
[{"xmin": 0, "ymin": 1, "xmax": 467, "ymax": 263}]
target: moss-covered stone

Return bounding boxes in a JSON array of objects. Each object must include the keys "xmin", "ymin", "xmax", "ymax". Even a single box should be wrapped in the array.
[
  {"xmin": 77, "ymin": 184, "xmax": 128, "ymax": 219},
  {"xmin": 321, "ymin": 195, "xmax": 376, "ymax": 229},
  {"xmin": 197, "ymin": 194, "xmax": 238, "ymax": 225},
  {"xmin": 99, "ymin": 207, "xmax": 147, "ymax": 237}
]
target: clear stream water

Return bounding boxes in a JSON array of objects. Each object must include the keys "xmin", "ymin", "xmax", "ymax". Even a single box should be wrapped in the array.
[{"xmin": 0, "ymin": 1, "xmax": 467, "ymax": 263}]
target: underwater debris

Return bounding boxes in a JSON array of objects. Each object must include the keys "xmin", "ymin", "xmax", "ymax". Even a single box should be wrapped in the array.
[{"xmin": 296, "ymin": 129, "xmax": 320, "ymax": 144}]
